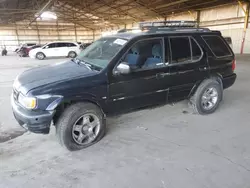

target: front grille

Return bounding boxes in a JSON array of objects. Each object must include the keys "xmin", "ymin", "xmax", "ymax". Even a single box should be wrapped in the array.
[{"xmin": 13, "ymin": 89, "xmax": 19, "ymax": 102}]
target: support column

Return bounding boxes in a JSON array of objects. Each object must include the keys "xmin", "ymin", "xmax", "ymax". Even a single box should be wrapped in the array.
[
  {"xmin": 56, "ymin": 20, "xmax": 60, "ymax": 40},
  {"xmin": 74, "ymin": 23, "xmax": 77, "ymax": 42},
  {"xmin": 35, "ymin": 21, "xmax": 41, "ymax": 44},
  {"xmin": 196, "ymin": 10, "xmax": 201, "ymax": 28},
  {"xmin": 14, "ymin": 22, "xmax": 20, "ymax": 45},
  {"xmin": 239, "ymin": 1, "xmax": 249, "ymax": 54},
  {"xmin": 93, "ymin": 30, "xmax": 95, "ymax": 41}
]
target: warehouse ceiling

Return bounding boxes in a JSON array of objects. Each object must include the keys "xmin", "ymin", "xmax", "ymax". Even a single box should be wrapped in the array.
[{"xmin": 0, "ymin": 0, "xmax": 243, "ymax": 29}]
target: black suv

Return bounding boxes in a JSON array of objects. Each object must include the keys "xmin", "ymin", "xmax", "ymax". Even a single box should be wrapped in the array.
[{"xmin": 11, "ymin": 21, "xmax": 236, "ymax": 151}]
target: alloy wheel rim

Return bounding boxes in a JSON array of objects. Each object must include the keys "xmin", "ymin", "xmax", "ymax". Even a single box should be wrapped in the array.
[
  {"xmin": 201, "ymin": 87, "xmax": 218, "ymax": 110},
  {"xmin": 38, "ymin": 54, "xmax": 43, "ymax": 59},
  {"xmin": 72, "ymin": 113, "xmax": 101, "ymax": 145}
]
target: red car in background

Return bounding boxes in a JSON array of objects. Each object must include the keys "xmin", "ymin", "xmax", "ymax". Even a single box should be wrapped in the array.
[{"xmin": 18, "ymin": 45, "xmax": 41, "ymax": 57}]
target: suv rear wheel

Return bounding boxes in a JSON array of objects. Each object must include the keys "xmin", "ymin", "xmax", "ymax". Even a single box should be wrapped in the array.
[
  {"xmin": 68, "ymin": 51, "xmax": 77, "ymax": 58},
  {"xmin": 56, "ymin": 102, "xmax": 106, "ymax": 151},
  {"xmin": 190, "ymin": 79, "xmax": 222, "ymax": 115}
]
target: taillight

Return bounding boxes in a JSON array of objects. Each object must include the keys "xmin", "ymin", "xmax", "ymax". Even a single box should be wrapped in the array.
[{"xmin": 232, "ymin": 59, "xmax": 236, "ymax": 71}]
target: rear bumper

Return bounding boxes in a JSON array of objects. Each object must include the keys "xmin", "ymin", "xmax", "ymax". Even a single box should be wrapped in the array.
[
  {"xmin": 11, "ymin": 95, "xmax": 54, "ymax": 134},
  {"xmin": 222, "ymin": 73, "xmax": 237, "ymax": 89}
]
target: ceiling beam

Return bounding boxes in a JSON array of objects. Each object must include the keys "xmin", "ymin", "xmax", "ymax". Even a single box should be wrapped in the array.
[
  {"xmin": 155, "ymin": 0, "xmax": 192, "ymax": 9},
  {"xmin": 27, "ymin": 0, "xmax": 54, "ymax": 26}
]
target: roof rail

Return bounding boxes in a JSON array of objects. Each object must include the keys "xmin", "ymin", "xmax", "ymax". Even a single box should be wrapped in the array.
[
  {"xmin": 139, "ymin": 21, "xmax": 197, "ymax": 29},
  {"xmin": 117, "ymin": 21, "xmax": 210, "ymax": 34}
]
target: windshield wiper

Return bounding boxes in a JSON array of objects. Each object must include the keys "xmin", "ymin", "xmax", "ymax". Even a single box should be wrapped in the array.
[
  {"xmin": 71, "ymin": 58, "xmax": 93, "ymax": 70},
  {"xmin": 75, "ymin": 58, "xmax": 102, "ymax": 71}
]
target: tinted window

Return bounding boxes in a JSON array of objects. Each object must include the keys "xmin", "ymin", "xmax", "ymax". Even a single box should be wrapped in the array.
[
  {"xmin": 123, "ymin": 38, "xmax": 164, "ymax": 70},
  {"xmin": 170, "ymin": 37, "xmax": 191, "ymax": 63},
  {"xmin": 191, "ymin": 38, "xmax": 202, "ymax": 61},
  {"xmin": 57, "ymin": 43, "xmax": 67, "ymax": 47},
  {"xmin": 47, "ymin": 43, "xmax": 57, "ymax": 48},
  {"xmin": 68, "ymin": 43, "xmax": 76, "ymax": 47},
  {"xmin": 203, "ymin": 36, "xmax": 231, "ymax": 57}
]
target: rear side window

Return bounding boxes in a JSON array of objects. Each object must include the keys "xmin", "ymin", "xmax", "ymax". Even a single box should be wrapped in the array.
[
  {"xmin": 170, "ymin": 37, "xmax": 191, "ymax": 64},
  {"xmin": 68, "ymin": 43, "xmax": 77, "ymax": 47},
  {"xmin": 57, "ymin": 43, "xmax": 67, "ymax": 47},
  {"xmin": 202, "ymin": 36, "xmax": 231, "ymax": 57},
  {"xmin": 191, "ymin": 38, "xmax": 202, "ymax": 61}
]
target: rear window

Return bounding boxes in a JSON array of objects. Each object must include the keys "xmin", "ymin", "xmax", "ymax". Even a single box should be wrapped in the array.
[{"xmin": 202, "ymin": 36, "xmax": 231, "ymax": 57}]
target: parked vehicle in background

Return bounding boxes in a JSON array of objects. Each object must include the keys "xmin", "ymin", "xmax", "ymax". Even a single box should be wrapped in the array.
[
  {"xmin": 15, "ymin": 43, "xmax": 37, "ymax": 53},
  {"xmin": 11, "ymin": 21, "xmax": 236, "ymax": 151},
  {"xmin": 18, "ymin": 45, "xmax": 42, "ymax": 57},
  {"xmin": 29, "ymin": 41, "xmax": 80, "ymax": 60},
  {"xmin": 224, "ymin": 37, "xmax": 233, "ymax": 50},
  {"xmin": 79, "ymin": 42, "xmax": 92, "ymax": 51}
]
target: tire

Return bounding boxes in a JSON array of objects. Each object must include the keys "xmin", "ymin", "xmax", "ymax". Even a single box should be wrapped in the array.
[
  {"xmin": 68, "ymin": 51, "xmax": 77, "ymax": 58},
  {"xmin": 36, "ymin": 52, "xmax": 45, "ymax": 60},
  {"xmin": 56, "ymin": 102, "xmax": 106, "ymax": 151},
  {"xmin": 190, "ymin": 79, "xmax": 222, "ymax": 115}
]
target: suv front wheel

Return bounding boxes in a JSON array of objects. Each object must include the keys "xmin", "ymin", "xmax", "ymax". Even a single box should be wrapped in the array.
[
  {"xmin": 56, "ymin": 102, "xmax": 106, "ymax": 151},
  {"xmin": 190, "ymin": 79, "xmax": 223, "ymax": 115}
]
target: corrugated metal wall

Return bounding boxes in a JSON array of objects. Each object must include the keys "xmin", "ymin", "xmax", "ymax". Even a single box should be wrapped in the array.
[{"xmin": 0, "ymin": 21, "xmax": 95, "ymax": 51}]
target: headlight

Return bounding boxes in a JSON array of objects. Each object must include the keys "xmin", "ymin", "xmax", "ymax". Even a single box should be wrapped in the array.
[{"xmin": 18, "ymin": 93, "xmax": 37, "ymax": 109}]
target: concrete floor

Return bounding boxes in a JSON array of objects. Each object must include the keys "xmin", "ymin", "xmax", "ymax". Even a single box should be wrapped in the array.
[{"xmin": 0, "ymin": 54, "xmax": 250, "ymax": 188}]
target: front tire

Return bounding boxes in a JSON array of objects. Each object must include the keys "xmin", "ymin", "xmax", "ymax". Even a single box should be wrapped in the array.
[
  {"xmin": 190, "ymin": 79, "xmax": 222, "ymax": 115},
  {"xmin": 36, "ymin": 52, "xmax": 45, "ymax": 60},
  {"xmin": 56, "ymin": 102, "xmax": 106, "ymax": 151}
]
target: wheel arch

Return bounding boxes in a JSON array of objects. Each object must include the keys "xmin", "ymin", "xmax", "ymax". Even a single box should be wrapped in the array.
[
  {"xmin": 188, "ymin": 74, "xmax": 223, "ymax": 98},
  {"xmin": 52, "ymin": 97, "xmax": 105, "ymax": 125}
]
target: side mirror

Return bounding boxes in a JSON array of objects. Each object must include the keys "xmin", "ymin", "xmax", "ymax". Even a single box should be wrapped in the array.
[{"xmin": 115, "ymin": 62, "xmax": 131, "ymax": 75}]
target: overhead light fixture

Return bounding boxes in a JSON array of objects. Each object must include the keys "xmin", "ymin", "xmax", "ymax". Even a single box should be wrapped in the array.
[{"xmin": 37, "ymin": 11, "xmax": 57, "ymax": 20}]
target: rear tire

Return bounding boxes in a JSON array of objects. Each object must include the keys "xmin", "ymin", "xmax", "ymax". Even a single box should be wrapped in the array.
[
  {"xmin": 36, "ymin": 52, "xmax": 45, "ymax": 60},
  {"xmin": 68, "ymin": 51, "xmax": 77, "ymax": 58},
  {"xmin": 56, "ymin": 102, "xmax": 106, "ymax": 151},
  {"xmin": 190, "ymin": 79, "xmax": 222, "ymax": 115}
]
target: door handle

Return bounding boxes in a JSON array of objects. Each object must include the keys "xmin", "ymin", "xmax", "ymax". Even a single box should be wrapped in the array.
[
  {"xmin": 199, "ymin": 67, "xmax": 208, "ymax": 71},
  {"xmin": 156, "ymin": 72, "xmax": 170, "ymax": 79}
]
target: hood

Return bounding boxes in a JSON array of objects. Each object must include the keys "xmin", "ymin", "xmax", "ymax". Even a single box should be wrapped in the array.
[
  {"xmin": 14, "ymin": 60, "xmax": 97, "ymax": 94},
  {"xmin": 29, "ymin": 47, "xmax": 42, "ymax": 53}
]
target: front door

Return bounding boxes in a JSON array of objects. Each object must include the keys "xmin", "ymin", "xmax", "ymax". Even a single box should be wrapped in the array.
[
  {"xmin": 42, "ymin": 42, "xmax": 58, "ymax": 57},
  {"xmin": 168, "ymin": 36, "xmax": 209, "ymax": 101},
  {"xmin": 107, "ymin": 37, "xmax": 172, "ymax": 113}
]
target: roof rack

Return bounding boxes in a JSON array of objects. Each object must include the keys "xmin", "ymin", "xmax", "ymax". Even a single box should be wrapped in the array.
[
  {"xmin": 117, "ymin": 21, "xmax": 210, "ymax": 34},
  {"xmin": 139, "ymin": 21, "xmax": 197, "ymax": 29}
]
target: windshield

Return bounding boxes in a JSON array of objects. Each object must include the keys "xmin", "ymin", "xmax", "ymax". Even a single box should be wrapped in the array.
[{"xmin": 77, "ymin": 37, "xmax": 128, "ymax": 69}]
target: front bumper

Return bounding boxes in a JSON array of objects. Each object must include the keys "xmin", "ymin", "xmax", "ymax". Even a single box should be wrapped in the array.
[
  {"xmin": 222, "ymin": 73, "xmax": 237, "ymax": 89},
  {"xmin": 11, "ymin": 94, "xmax": 54, "ymax": 134}
]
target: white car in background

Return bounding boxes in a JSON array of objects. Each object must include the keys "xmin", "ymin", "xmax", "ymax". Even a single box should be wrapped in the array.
[{"xmin": 29, "ymin": 41, "xmax": 80, "ymax": 60}]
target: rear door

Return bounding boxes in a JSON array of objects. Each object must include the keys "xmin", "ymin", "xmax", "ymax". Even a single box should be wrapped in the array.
[
  {"xmin": 168, "ymin": 35, "xmax": 209, "ymax": 101},
  {"xmin": 67, "ymin": 42, "xmax": 79, "ymax": 55},
  {"xmin": 202, "ymin": 35, "xmax": 234, "ymax": 79}
]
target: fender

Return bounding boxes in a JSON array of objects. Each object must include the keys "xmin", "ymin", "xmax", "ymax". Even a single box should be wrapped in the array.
[{"xmin": 188, "ymin": 74, "xmax": 223, "ymax": 98}]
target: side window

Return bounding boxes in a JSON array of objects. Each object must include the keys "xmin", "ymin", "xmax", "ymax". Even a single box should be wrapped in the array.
[
  {"xmin": 202, "ymin": 36, "xmax": 231, "ymax": 57},
  {"xmin": 57, "ymin": 43, "xmax": 67, "ymax": 47},
  {"xmin": 47, "ymin": 43, "xmax": 57, "ymax": 48},
  {"xmin": 68, "ymin": 43, "xmax": 76, "ymax": 47},
  {"xmin": 170, "ymin": 37, "xmax": 191, "ymax": 64},
  {"xmin": 122, "ymin": 38, "xmax": 164, "ymax": 70},
  {"xmin": 191, "ymin": 38, "xmax": 202, "ymax": 61}
]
